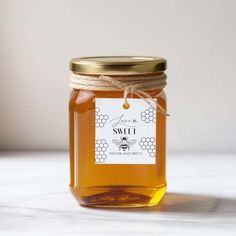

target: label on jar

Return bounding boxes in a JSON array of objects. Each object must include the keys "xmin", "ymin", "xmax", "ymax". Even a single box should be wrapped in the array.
[{"xmin": 95, "ymin": 98, "xmax": 156, "ymax": 164}]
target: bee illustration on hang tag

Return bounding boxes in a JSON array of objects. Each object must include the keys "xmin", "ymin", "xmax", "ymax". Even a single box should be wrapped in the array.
[{"xmin": 112, "ymin": 136, "xmax": 137, "ymax": 151}]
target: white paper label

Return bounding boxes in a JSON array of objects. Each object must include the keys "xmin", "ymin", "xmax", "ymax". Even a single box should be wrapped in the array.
[{"xmin": 95, "ymin": 98, "xmax": 156, "ymax": 164}]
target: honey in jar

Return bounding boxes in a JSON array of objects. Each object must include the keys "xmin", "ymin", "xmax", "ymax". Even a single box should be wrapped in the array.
[{"xmin": 69, "ymin": 56, "xmax": 167, "ymax": 208}]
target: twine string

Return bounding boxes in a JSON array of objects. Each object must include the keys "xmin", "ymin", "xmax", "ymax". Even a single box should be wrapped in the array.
[{"xmin": 70, "ymin": 73, "xmax": 168, "ymax": 116}]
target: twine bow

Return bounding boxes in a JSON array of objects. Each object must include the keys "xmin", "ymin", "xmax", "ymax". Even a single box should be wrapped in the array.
[{"xmin": 70, "ymin": 73, "xmax": 168, "ymax": 116}]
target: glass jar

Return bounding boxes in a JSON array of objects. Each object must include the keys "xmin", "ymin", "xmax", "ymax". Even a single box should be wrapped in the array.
[{"xmin": 69, "ymin": 56, "xmax": 167, "ymax": 208}]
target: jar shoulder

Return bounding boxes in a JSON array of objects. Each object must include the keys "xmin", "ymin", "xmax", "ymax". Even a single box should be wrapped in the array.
[{"xmin": 69, "ymin": 89, "xmax": 166, "ymax": 110}]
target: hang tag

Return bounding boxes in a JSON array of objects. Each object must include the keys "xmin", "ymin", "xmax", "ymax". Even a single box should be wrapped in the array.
[{"xmin": 95, "ymin": 98, "xmax": 156, "ymax": 164}]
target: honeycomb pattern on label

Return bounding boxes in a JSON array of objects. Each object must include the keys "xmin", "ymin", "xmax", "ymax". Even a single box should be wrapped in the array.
[
  {"xmin": 139, "ymin": 137, "xmax": 156, "ymax": 158},
  {"xmin": 141, "ymin": 107, "xmax": 156, "ymax": 123},
  {"xmin": 95, "ymin": 139, "xmax": 109, "ymax": 163},
  {"xmin": 95, "ymin": 107, "xmax": 109, "ymax": 128}
]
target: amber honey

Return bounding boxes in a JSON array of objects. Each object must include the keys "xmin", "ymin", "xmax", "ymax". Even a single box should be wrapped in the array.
[{"xmin": 69, "ymin": 56, "xmax": 167, "ymax": 208}]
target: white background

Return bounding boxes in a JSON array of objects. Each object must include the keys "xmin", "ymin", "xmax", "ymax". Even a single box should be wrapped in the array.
[{"xmin": 0, "ymin": 0, "xmax": 236, "ymax": 152}]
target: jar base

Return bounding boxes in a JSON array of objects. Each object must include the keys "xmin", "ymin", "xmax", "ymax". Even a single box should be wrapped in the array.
[{"xmin": 71, "ymin": 184, "xmax": 166, "ymax": 208}]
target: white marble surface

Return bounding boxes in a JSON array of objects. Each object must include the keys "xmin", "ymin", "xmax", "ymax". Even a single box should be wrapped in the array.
[{"xmin": 0, "ymin": 152, "xmax": 236, "ymax": 235}]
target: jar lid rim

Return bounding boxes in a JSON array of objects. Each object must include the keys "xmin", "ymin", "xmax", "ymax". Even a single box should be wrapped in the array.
[{"xmin": 70, "ymin": 56, "xmax": 167, "ymax": 75}]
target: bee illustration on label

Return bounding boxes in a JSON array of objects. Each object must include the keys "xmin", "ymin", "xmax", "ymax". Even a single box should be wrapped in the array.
[{"xmin": 112, "ymin": 136, "xmax": 137, "ymax": 151}]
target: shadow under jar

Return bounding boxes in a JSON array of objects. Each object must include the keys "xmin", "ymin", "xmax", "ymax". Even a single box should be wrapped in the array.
[{"xmin": 69, "ymin": 56, "xmax": 167, "ymax": 208}]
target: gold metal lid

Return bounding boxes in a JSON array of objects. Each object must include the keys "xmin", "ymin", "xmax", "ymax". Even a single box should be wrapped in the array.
[{"xmin": 70, "ymin": 56, "xmax": 167, "ymax": 75}]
